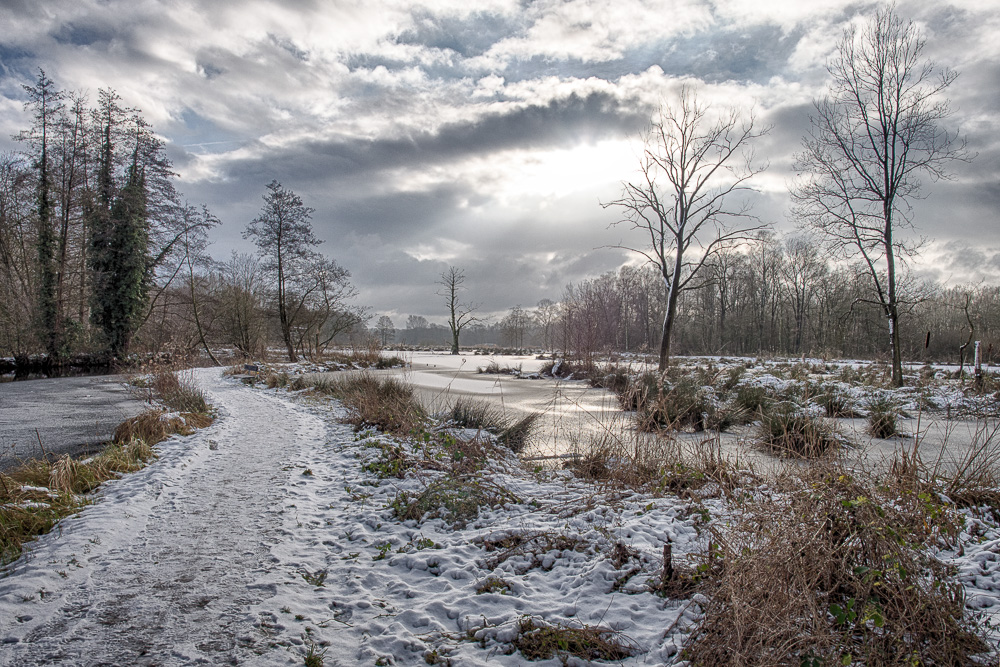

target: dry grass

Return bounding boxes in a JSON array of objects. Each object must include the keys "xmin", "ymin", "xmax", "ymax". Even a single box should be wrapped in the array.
[
  {"xmin": 113, "ymin": 410, "xmax": 211, "ymax": 445},
  {"xmin": 510, "ymin": 616, "xmax": 635, "ymax": 662},
  {"xmin": 568, "ymin": 422, "xmax": 747, "ymax": 498},
  {"xmin": 151, "ymin": 370, "xmax": 210, "ymax": 414},
  {"xmin": 685, "ymin": 464, "xmax": 986, "ymax": 666},
  {"xmin": 308, "ymin": 372, "xmax": 425, "ymax": 435},
  {"xmin": 445, "ymin": 397, "xmax": 541, "ymax": 454},
  {"xmin": 755, "ymin": 403, "xmax": 840, "ymax": 458}
]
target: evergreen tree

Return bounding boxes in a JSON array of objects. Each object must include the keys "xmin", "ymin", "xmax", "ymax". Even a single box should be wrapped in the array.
[
  {"xmin": 91, "ymin": 152, "xmax": 148, "ymax": 359},
  {"xmin": 19, "ymin": 70, "xmax": 65, "ymax": 357}
]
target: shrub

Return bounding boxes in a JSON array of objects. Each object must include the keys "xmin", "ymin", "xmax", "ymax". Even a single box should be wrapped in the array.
[
  {"xmin": 732, "ymin": 383, "xmax": 770, "ymax": 416},
  {"xmin": 631, "ymin": 376, "xmax": 729, "ymax": 432},
  {"xmin": 445, "ymin": 397, "xmax": 541, "ymax": 454},
  {"xmin": 498, "ymin": 413, "xmax": 541, "ymax": 454},
  {"xmin": 152, "ymin": 370, "xmax": 210, "ymax": 414},
  {"xmin": 685, "ymin": 468, "xmax": 987, "ymax": 666},
  {"xmin": 756, "ymin": 402, "xmax": 840, "ymax": 458},
  {"xmin": 310, "ymin": 372, "xmax": 425, "ymax": 435},
  {"xmin": 866, "ymin": 394, "xmax": 900, "ymax": 438},
  {"xmin": 391, "ymin": 476, "xmax": 518, "ymax": 528},
  {"xmin": 447, "ymin": 397, "xmax": 507, "ymax": 432},
  {"xmin": 815, "ymin": 384, "xmax": 859, "ymax": 418},
  {"xmin": 113, "ymin": 410, "xmax": 208, "ymax": 446},
  {"xmin": 511, "ymin": 617, "xmax": 635, "ymax": 662}
]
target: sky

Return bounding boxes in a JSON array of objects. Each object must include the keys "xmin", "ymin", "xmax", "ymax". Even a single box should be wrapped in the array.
[{"xmin": 0, "ymin": 0, "xmax": 998, "ymax": 324}]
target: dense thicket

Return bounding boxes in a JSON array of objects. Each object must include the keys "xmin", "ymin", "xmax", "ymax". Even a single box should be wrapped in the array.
[{"xmin": 0, "ymin": 72, "xmax": 363, "ymax": 365}]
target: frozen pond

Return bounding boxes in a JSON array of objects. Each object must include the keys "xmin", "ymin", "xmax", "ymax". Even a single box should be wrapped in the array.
[
  {"xmin": 311, "ymin": 351, "xmax": 998, "ymax": 474},
  {"xmin": 0, "ymin": 375, "xmax": 147, "ymax": 469}
]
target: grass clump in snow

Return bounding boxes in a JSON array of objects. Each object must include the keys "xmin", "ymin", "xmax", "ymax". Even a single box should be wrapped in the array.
[
  {"xmin": 475, "ymin": 575, "xmax": 512, "ymax": 595},
  {"xmin": 0, "ymin": 476, "xmax": 84, "ymax": 565},
  {"xmin": 866, "ymin": 394, "xmax": 900, "ymax": 438},
  {"xmin": 510, "ymin": 616, "xmax": 635, "ymax": 662},
  {"xmin": 755, "ymin": 402, "xmax": 840, "ymax": 458},
  {"xmin": 445, "ymin": 397, "xmax": 541, "ymax": 454},
  {"xmin": 151, "ymin": 370, "xmax": 211, "ymax": 414},
  {"xmin": 569, "ymin": 426, "xmax": 745, "ymax": 499},
  {"xmin": 685, "ymin": 465, "xmax": 986, "ymax": 666},
  {"xmin": 309, "ymin": 372, "xmax": 425, "ymax": 435},
  {"xmin": 113, "ymin": 409, "xmax": 212, "ymax": 446},
  {"xmin": 390, "ymin": 476, "xmax": 519, "ymax": 528}
]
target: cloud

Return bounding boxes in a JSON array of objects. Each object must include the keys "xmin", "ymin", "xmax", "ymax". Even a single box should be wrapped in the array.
[{"xmin": 0, "ymin": 0, "xmax": 998, "ymax": 319}]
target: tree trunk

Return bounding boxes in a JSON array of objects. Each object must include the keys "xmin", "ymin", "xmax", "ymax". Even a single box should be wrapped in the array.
[
  {"xmin": 658, "ymin": 258, "xmax": 683, "ymax": 372},
  {"xmin": 885, "ymin": 210, "xmax": 903, "ymax": 387}
]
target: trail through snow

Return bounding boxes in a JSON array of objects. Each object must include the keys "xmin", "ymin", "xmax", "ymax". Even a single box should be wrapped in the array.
[{"xmin": 0, "ymin": 368, "xmax": 322, "ymax": 665}]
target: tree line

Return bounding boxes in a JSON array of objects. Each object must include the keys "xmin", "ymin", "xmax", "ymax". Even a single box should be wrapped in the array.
[{"xmin": 0, "ymin": 71, "xmax": 361, "ymax": 366}]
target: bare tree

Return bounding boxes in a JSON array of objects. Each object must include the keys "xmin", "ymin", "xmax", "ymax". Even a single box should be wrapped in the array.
[
  {"xmin": 219, "ymin": 252, "xmax": 268, "ymax": 358},
  {"xmin": 243, "ymin": 180, "xmax": 321, "ymax": 361},
  {"xmin": 374, "ymin": 315, "xmax": 395, "ymax": 348},
  {"xmin": 606, "ymin": 87, "xmax": 768, "ymax": 371},
  {"xmin": 534, "ymin": 299, "xmax": 558, "ymax": 351},
  {"xmin": 437, "ymin": 266, "xmax": 479, "ymax": 355},
  {"xmin": 792, "ymin": 4, "xmax": 970, "ymax": 386},
  {"xmin": 500, "ymin": 305, "xmax": 529, "ymax": 349},
  {"xmin": 780, "ymin": 236, "xmax": 827, "ymax": 354}
]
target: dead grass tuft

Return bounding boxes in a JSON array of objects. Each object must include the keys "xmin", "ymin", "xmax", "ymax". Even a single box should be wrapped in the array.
[
  {"xmin": 309, "ymin": 372, "xmax": 425, "ymax": 435},
  {"xmin": 113, "ymin": 410, "xmax": 212, "ymax": 446},
  {"xmin": 568, "ymin": 426, "xmax": 747, "ymax": 498},
  {"xmin": 756, "ymin": 403, "xmax": 840, "ymax": 458},
  {"xmin": 685, "ymin": 464, "xmax": 987, "ymax": 666}
]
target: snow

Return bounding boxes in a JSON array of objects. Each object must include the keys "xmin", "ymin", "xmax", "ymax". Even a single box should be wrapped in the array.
[{"xmin": 1, "ymin": 366, "xmax": 998, "ymax": 665}]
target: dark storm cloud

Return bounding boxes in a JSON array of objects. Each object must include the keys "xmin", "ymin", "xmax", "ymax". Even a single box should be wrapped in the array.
[
  {"xmin": 493, "ymin": 22, "xmax": 806, "ymax": 86},
  {"xmin": 220, "ymin": 90, "xmax": 649, "ymax": 187}
]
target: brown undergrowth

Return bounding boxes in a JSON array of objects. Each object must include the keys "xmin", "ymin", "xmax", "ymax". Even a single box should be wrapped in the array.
[{"xmin": 685, "ymin": 461, "xmax": 988, "ymax": 666}]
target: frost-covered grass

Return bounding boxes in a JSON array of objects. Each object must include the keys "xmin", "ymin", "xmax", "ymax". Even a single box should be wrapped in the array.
[{"xmin": 254, "ymin": 361, "xmax": 1000, "ymax": 665}]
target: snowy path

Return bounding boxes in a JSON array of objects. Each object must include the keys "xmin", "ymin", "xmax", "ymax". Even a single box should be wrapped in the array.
[{"xmin": 0, "ymin": 368, "xmax": 322, "ymax": 665}]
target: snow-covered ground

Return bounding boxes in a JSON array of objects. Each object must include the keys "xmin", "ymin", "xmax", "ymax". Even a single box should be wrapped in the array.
[
  {"xmin": 1, "ymin": 367, "xmax": 998, "ymax": 665},
  {"xmin": 0, "ymin": 367, "xmax": 708, "ymax": 665}
]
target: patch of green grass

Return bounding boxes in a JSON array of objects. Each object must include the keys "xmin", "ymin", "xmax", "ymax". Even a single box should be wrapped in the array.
[
  {"xmin": 511, "ymin": 616, "xmax": 635, "ymax": 662},
  {"xmin": 475, "ymin": 576, "xmax": 512, "ymax": 595},
  {"xmin": 301, "ymin": 569, "xmax": 328, "ymax": 587},
  {"xmin": 303, "ymin": 641, "xmax": 326, "ymax": 667},
  {"xmin": 390, "ymin": 476, "xmax": 519, "ymax": 528}
]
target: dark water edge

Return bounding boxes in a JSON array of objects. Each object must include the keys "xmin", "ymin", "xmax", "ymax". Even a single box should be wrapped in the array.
[{"xmin": 0, "ymin": 355, "xmax": 116, "ymax": 382}]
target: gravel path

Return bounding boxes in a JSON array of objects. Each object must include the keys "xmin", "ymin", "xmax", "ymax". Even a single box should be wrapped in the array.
[{"xmin": 0, "ymin": 368, "xmax": 322, "ymax": 665}]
